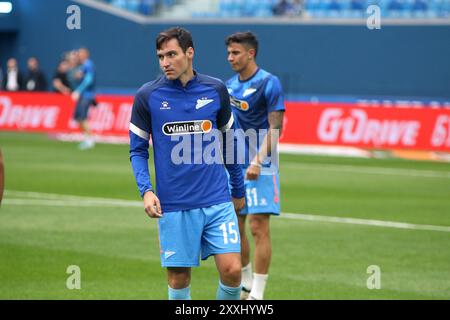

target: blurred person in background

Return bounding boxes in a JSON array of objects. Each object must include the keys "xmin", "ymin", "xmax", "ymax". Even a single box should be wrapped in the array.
[
  {"xmin": 225, "ymin": 31, "xmax": 285, "ymax": 300},
  {"xmin": 71, "ymin": 47, "xmax": 96, "ymax": 150},
  {"xmin": 1, "ymin": 58, "xmax": 24, "ymax": 91},
  {"xmin": 25, "ymin": 57, "xmax": 47, "ymax": 92},
  {"xmin": 272, "ymin": 0, "xmax": 294, "ymax": 16},
  {"xmin": 52, "ymin": 60, "xmax": 72, "ymax": 95},
  {"xmin": 66, "ymin": 50, "xmax": 82, "ymax": 90},
  {"xmin": 273, "ymin": 0, "xmax": 303, "ymax": 17}
]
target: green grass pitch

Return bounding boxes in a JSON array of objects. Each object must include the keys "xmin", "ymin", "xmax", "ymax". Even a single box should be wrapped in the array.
[{"xmin": 0, "ymin": 132, "xmax": 449, "ymax": 299}]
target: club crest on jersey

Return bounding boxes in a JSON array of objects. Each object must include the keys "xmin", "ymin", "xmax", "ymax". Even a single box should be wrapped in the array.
[
  {"xmin": 162, "ymin": 120, "xmax": 212, "ymax": 135},
  {"xmin": 195, "ymin": 97, "xmax": 214, "ymax": 109},
  {"xmin": 243, "ymin": 87, "xmax": 257, "ymax": 97},
  {"xmin": 230, "ymin": 96, "xmax": 249, "ymax": 111}
]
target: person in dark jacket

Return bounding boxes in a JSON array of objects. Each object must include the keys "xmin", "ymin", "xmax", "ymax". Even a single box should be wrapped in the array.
[
  {"xmin": 25, "ymin": 57, "xmax": 47, "ymax": 91},
  {"xmin": 52, "ymin": 60, "xmax": 72, "ymax": 95}
]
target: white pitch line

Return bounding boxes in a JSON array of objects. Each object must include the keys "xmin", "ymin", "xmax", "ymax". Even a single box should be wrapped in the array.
[
  {"xmin": 282, "ymin": 213, "xmax": 450, "ymax": 233},
  {"xmin": 3, "ymin": 199, "xmax": 142, "ymax": 207},
  {"xmin": 4, "ymin": 190, "xmax": 137, "ymax": 202},
  {"xmin": 3, "ymin": 190, "xmax": 450, "ymax": 233},
  {"xmin": 282, "ymin": 163, "xmax": 450, "ymax": 179}
]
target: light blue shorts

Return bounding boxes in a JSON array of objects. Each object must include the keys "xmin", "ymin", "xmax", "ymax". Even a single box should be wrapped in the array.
[
  {"xmin": 240, "ymin": 169, "xmax": 281, "ymax": 216},
  {"xmin": 157, "ymin": 202, "xmax": 241, "ymax": 267}
]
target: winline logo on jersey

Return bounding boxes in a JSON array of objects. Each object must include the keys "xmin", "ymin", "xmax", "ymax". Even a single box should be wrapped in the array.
[
  {"xmin": 163, "ymin": 120, "xmax": 212, "ymax": 136},
  {"xmin": 168, "ymin": 127, "xmax": 280, "ymax": 174},
  {"xmin": 230, "ymin": 96, "xmax": 249, "ymax": 111}
]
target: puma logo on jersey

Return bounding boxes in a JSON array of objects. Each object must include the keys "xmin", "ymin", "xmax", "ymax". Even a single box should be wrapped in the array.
[
  {"xmin": 195, "ymin": 98, "xmax": 214, "ymax": 109},
  {"xmin": 243, "ymin": 88, "xmax": 257, "ymax": 97}
]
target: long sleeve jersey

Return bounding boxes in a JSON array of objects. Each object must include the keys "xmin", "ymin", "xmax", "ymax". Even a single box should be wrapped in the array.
[{"xmin": 130, "ymin": 72, "xmax": 244, "ymax": 212}]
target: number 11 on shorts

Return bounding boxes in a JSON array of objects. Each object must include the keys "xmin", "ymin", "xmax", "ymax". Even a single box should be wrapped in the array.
[{"xmin": 220, "ymin": 222, "xmax": 238, "ymax": 244}]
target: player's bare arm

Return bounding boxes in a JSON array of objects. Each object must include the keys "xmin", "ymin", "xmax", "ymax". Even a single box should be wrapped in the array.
[
  {"xmin": 232, "ymin": 196, "xmax": 245, "ymax": 213},
  {"xmin": 143, "ymin": 190, "xmax": 162, "ymax": 218},
  {"xmin": 246, "ymin": 110, "xmax": 284, "ymax": 180}
]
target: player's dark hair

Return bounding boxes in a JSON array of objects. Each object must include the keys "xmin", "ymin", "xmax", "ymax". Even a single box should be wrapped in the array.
[
  {"xmin": 156, "ymin": 27, "xmax": 194, "ymax": 53},
  {"xmin": 225, "ymin": 31, "xmax": 259, "ymax": 58}
]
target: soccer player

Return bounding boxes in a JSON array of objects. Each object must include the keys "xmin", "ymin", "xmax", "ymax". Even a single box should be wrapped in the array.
[
  {"xmin": 225, "ymin": 31, "xmax": 285, "ymax": 300},
  {"xmin": 72, "ymin": 47, "xmax": 96, "ymax": 150},
  {"xmin": 129, "ymin": 27, "xmax": 245, "ymax": 300}
]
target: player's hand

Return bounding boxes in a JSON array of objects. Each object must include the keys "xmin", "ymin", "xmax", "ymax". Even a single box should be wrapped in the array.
[
  {"xmin": 71, "ymin": 91, "xmax": 80, "ymax": 102},
  {"xmin": 143, "ymin": 190, "xmax": 163, "ymax": 218},
  {"xmin": 245, "ymin": 163, "xmax": 261, "ymax": 180},
  {"xmin": 232, "ymin": 197, "xmax": 245, "ymax": 214}
]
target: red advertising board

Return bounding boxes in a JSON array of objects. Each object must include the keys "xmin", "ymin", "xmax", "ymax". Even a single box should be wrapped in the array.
[
  {"xmin": 1, "ymin": 93, "xmax": 450, "ymax": 152},
  {"xmin": 0, "ymin": 92, "xmax": 133, "ymax": 136},
  {"xmin": 280, "ymin": 102, "xmax": 450, "ymax": 152}
]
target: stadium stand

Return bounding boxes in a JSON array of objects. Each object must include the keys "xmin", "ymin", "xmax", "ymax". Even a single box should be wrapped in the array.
[
  {"xmin": 97, "ymin": 0, "xmax": 178, "ymax": 16},
  {"xmin": 95, "ymin": 0, "xmax": 450, "ymax": 19}
]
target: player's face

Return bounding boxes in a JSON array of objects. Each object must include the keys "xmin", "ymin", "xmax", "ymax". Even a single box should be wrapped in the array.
[
  {"xmin": 78, "ymin": 48, "xmax": 89, "ymax": 62},
  {"xmin": 157, "ymin": 38, "xmax": 193, "ymax": 81},
  {"xmin": 227, "ymin": 42, "xmax": 253, "ymax": 73},
  {"xmin": 7, "ymin": 58, "xmax": 17, "ymax": 69}
]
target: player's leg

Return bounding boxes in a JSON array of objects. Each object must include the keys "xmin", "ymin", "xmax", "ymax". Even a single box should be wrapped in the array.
[
  {"xmin": 248, "ymin": 213, "xmax": 271, "ymax": 300},
  {"xmin": 214, "ymin": 252, "xmax": 242, "ymax": 300},
  {"xmin": 237, "ymin": 214, "xmax": 252, "ymax": 299},
  {"xmin": 238, "ymin": 215, "xmax": 250, "ymax": 266},
  {"xmin": 74, "ymin": 98, "xmax": 94, "ymax": 149},
  {"xmin": 167, "ymin": 267, "xmax": 192, "ymax": 300},
  {"xmin": 249, "ymin": 214, "xmax": 271, "ymax": 274},
  {"xmin": 201, "ymin": 202, "xmax": 242, "ymax": 300},
  {"xmin": 80, "ymin": 119, "xmax": 91, "ymax": 138},
  {"xmin": 158, "ymin": 209, "xmax": 203, "ymax": 300},
  {"xmin": 244, "ymin": 172, "xmax": 280, "ymax": 300}
]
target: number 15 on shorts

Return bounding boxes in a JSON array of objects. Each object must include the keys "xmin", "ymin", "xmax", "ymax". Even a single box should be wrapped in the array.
[{"xmin": 220, "ymin": 222, "xmax": 238, "ymax": 244}]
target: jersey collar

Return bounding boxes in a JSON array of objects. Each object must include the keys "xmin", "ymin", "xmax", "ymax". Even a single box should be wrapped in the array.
[
  {"xmin": 167, "ymin": 70, "xmax": 198, "ymax": 88},
  {"xmin": 238, "ymin": 67, "xmax": 260, "ymax": 83}
]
